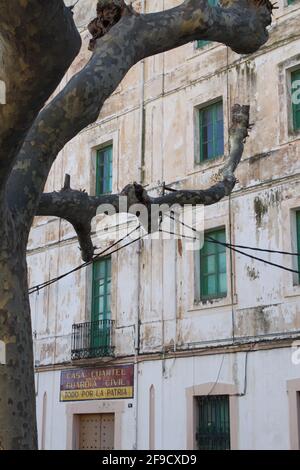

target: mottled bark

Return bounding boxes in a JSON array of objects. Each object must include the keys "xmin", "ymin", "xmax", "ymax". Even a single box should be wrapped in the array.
[
  {"xmin": 0, "ymin": 0, "xmax": 273, "ymax": 449},
  {"xmin": 88, "ymin": 0, "xmax": 134, "ymax": 51},
  {"xmin": 0, "ymin": 210, "xmax": 37, "ymax": 449},
  {"xmin": 7, "ymin": 0, "xmax": 272, "ymax": 225},
  {"xmin": 0, "ymin": 0, "xmax": 81, "ymax": 189},
  {"xmin": 0, "ymin": 0, "xmax": 80, "ymax": 450}
]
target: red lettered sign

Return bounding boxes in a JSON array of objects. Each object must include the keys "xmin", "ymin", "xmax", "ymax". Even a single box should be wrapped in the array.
[{"xmin": 60, "ymin": 364, "xmax": 134, "ymax": 401}]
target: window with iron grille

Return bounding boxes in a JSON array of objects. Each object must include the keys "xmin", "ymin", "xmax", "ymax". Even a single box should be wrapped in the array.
[
  {"xmin": 291, "ymin": 70, "xmax": 300, "ymax": 132},
  {"xmin": 196, "ymin": 395, "xmax": 231, "ymax": 450},
  {"xmin": 96, "ymin": 145, "xmax": 113, "ymax": 195},
  {"xmin": 198, "ymin": 101, "xmax": 224, "ymax": 163},
  {"xmin": 200, "ymin": 228, "xmax": 227, "ymax": 299},
  {"xmin": 91, "ymin": 257, "xmax": 112, "ymax": 349}
]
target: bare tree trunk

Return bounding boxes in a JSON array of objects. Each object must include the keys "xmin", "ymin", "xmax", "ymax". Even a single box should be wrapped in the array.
[
  {"xmin": 0, "ymin": 0, "xmax": 273, "ymax": 449},
  {"xmin": 0, "ymin": 209, "xmax": 37, "ymax": 450}
]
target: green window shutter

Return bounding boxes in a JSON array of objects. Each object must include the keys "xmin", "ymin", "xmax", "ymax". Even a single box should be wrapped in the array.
[
  {"xmin": 291, "ymin": 70, "xmax": 300, "ymax": 132},
  {"xmin": 199, "ymin": 101, "xmax": 224, "ymax": 163},
  {"xmin": 288, "ymin": 0, "xmax": 295, "ymax": 5},
  {"xmin": 296, "ymin": 212, "xmax": 300, "ymax": 283},
  {"xmin": 200, "ymin": 228, "xmax": 227, "ymax": 299},
  {"xmin": 91, "ymin": 257, "xmax": 111, "ymax": 348},
  {"xmin": 197, "ymin": 395, "xmax": 231, "ymax": 450},
  {"xmin": 196, "ymin": 39, "xmax": 210, "ymax": 49},
  {"xmin": 96, "ymin": 145, "xmax": 113, "ymax": 195},
  {"xmin": 196, "ymin": 0, "xmax": 218, "ymax": 49},
  {"xmin": 92, "ymin": 257, "xmax": 111, "ymax": 323}
]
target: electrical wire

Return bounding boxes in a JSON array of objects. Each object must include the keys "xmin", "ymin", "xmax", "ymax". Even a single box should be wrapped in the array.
[
  {"xmin": 207, "ymin": 355, "xmax": 225, "ymax": 396},
  {"xmin": 208, "ymin": 237, "xmax": 300, "ymax": 275},
  {"xmin": 28, "ymin": 221, "xmax": 200, "ymax": 296},
  {"xmin": 158, "ymin": 228, "xmax": 198, "ymax": 241},
  {"xmin": 166, "ymin": 212, "xmax": 300, "ymax": 255},
  {"xmin": 165, "ymin": 213, "xmax": 300, "ymax": 275},
  {"xmin": 206, "ymin": 236, "xmax": 300, "ymax": 257},
  {"xmin": 28, "ymin": 223, "xmax": 143, "ymax": 295},
  {"xmin": 29, "ymin": 210, "xmax": 300, "ymax": 295}
]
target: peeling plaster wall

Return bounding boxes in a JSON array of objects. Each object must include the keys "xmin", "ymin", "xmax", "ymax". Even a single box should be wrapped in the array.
[
  {"xmin": 26, "ymin": 0, "xmax": 300, "ymax": 449},
  {"xmin": 34, "ymin": 347, "xmax": 300, "ymax": 450},
  {"xmin": 135, "ymin": 347, "xmax": 297, "ymax": 450}
]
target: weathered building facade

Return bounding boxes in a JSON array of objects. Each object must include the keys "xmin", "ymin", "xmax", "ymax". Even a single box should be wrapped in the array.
[{"xmin": 28, "ymin": 0, "xmax": 300, "ymax": 450}]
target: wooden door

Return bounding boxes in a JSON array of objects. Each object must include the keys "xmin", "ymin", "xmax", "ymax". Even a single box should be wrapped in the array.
[{"xmin": 79, "ymin": 413, "xmax": 114, "ymax": 450}]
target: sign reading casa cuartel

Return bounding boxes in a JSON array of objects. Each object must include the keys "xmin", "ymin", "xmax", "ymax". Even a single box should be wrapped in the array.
[{"xmin": 60, "ymin": 364, "xmax": 134, "ymax": 402}]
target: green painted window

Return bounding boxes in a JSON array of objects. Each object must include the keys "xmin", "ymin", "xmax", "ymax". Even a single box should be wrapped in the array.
[
  {"xmin": 91, "ymin": 257, "xmax": 111, "ymax": 347},
  {"xmin": 296, "ymin": 212, "xmax": 300, "ymax": 283},
  {"xmin": 96, "ymin": 145, "xmax": 113, "ymax": 195},
  {"xmin": 288, "ymin": 0, "xmax": 295, "ymax": 5},
  {"xmin": 196, "ymin": 0, "xmax": 218, "ymax": 48},
  {"xmin": 200, "ymin": 228, "xmax": 227, "ymax": 299},
  {"xmin": 196, "ymin": 39, "xmax": 210, "ymax": 49},
  {"xmin": 197, "ymin": 395, "xmax": 230, "ymax": 450},
  {"xmin": 199, "ymin": 101, "xmax": 224, "ymax": 162},
  {"xmin": 291, "ymin": 70, "xmax": 300, "ymax": 132}
]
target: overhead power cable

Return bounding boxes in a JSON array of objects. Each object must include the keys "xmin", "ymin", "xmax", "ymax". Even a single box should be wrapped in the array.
[
  {"xmin": 158, "ymin": 228, "xmax": 198, "ymax": 241},
  {"xmin": 206, "ymin": 236, "xmax": 300, "ymax": 276},
  {"xmin": 28, "ymin": 223, "xmax": 143, "ymax": 295},
  {"xmin": 29, "ymin": 210, "xmax": 300, "ymax": 295},
  {"xmin": 206, "ymin": 236, "xmax": 300, "ymax": 257},
  {"xmin": 166, "ymin": 213, "xmax": 300, "ymax": 256},
  {"xmin": 166, "ymin": 213, "xmax": 300, "ymax": 275}
]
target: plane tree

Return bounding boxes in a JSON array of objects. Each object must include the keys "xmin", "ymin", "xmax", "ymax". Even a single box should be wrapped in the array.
[{"xmin": 0, "ymin": 0, "xmax": 273, "ymax": 449}]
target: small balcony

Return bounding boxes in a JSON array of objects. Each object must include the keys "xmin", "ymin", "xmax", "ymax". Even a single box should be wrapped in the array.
[{"xmin": 71, "ymin": 320, "xmax": 115, "ymax": 360}]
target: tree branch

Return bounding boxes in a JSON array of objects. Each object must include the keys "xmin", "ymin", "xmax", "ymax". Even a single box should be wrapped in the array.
[
  {"xmin": 37, "ymin": 174, "xmax": 119, "ymax": 261},
  {"xmin": 8, "ymin": 0, "xmax": 272, "ymax": 227},
  {"xmin": 36, "ymin": 104, "xmax": 250, "ymax": 262},
  {"xmin": 0, "ymin": 0, "xmax": 81, "ymax": 192}
]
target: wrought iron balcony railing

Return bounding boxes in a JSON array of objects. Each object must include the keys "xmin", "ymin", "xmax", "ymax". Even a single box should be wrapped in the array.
[{"xmin": 71, "ymin": 320, "xmax": 115, "ymax": 360}]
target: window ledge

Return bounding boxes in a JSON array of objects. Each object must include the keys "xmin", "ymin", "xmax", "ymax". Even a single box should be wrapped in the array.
[
  {"xmin": 192, "ymin": 154, "xmax": 225, "ymax": 174},
  {"xmin": 186, "ymin": 42, "xmax": 224, "ymax": 63},
  {"xmin": 283, "ymin": 284, "xmax": 300, "ymax": 299},
  {"xmin": 188, "ymin": 293, "xmax": 238, "ymax": 313},
  {"xmin": 288, "ymin": 130, "xmax": 300, "ymax": 140}
]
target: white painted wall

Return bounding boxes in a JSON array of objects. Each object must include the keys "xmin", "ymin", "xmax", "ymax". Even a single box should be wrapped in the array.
[
  {"xmin": 27, "ymin": 0, "xmax": 300, "ymax": 449},
  {"xmin": 35, "ymin": 346, "xmax": 300, "ymax": 449}
]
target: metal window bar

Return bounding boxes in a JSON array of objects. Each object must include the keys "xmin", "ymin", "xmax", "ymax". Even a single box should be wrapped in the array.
[{"xmin": 196, "ymin": 395, "xmax": 231, "ymax": 450}]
